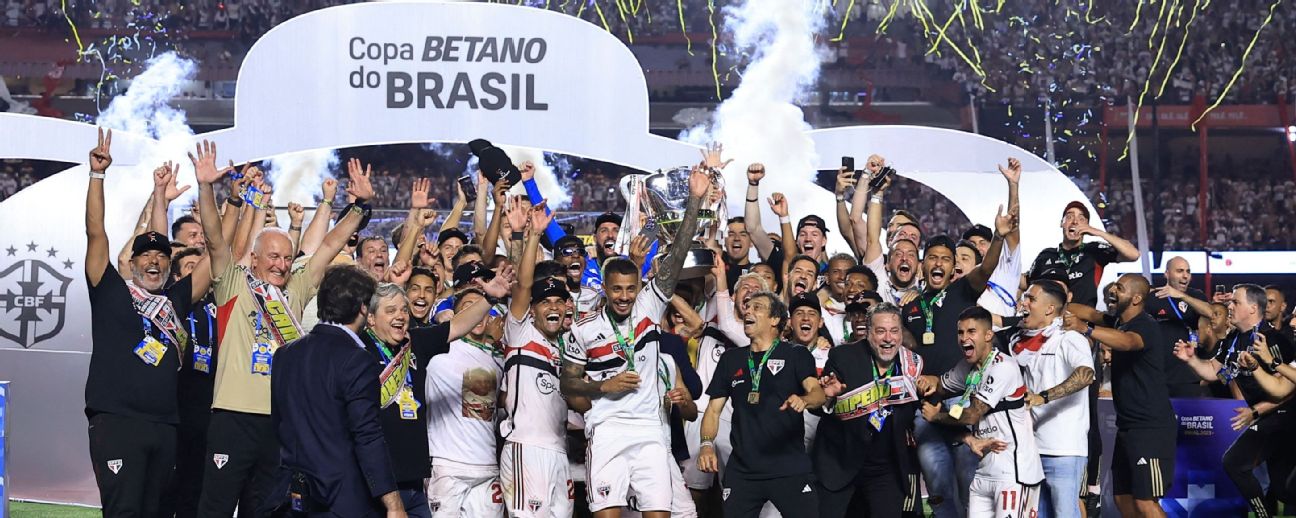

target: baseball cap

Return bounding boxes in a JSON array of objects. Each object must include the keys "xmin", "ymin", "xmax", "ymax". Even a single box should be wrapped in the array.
[
  {"xmin": 961, "ymin": 224, "xmax": 993, "ymax": 243},
  {"xmin": 530, "ymin": 277, "xmax": 573, "ymax": 304},
  {"xmin": 453, "ymin": 261, "xmax": 495, "ymax": 288},
  {"xmin": 595, "ymin": 213, "xmax": 621, "ymax": 229},
  {"xmin": 131, "ymin": 231, "xmax": 171, "ymax": 258},
  {"xmin": 438, "ymin": 228, "xmax": 469, "ymax": 246},
  {"xmin": 1062, "ymin": 201, "xmax": 1090, "ymax": 221},
  {"xmin": 797, "ymin": 215, "xmax": 830, "ymax": 235},
  {"xmin": 1027, "ymin": 266, "xmax": 1070, "ymax": 285},
  {"xmin": 789, "ymin": 293, "xmax": 821, "ymax": 314}
]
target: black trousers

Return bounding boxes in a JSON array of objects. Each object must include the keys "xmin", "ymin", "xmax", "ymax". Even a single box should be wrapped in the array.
[
  {"xmin": 1222, "ymin": 408, "xmax": 1296, "ymax": 516},
  {"xmin": 1084, "ymin": 367, "xmax": 1102, "ymax": 489},
  {"xmin": 88, "ymin": 413, "xmax": 177, "ymax": 518},
  {"xmin": 722, "ymin": 473, "xmax": 820, "ymax": 518},
  {"xmin": 172, "ymin": 403, "xmax": 213, "ymax": 518},
  {"xmin": 817, "ymin": 470, "xmax": 906, "ymax": 518},
  {"xmin": 197, "ymin": 410, "xmax": 281, "ymax": 518}
]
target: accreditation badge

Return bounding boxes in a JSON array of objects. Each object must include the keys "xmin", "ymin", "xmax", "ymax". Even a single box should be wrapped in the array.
[
  {"xmin": 134, "ymin": 335, "xmax": 168, "ymax": 367},
  {"xmin": 192, "ymin": 344, "xmax": 213, "ymax": 374},
  {"xmin": 251, "ymin": 342, "xmax": 274, "ymax": 375},
  {"xmin": 397, "ymin": 386, "xmax": 419, "ymax": 420}
]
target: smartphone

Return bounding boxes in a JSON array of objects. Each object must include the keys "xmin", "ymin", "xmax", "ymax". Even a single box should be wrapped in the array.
[
  {"xmin": 1215, "ymin": 284, "xmax": 1226, "ymax": 296},
  {"xmin": 868, "ymin": 165, "xmax": 897, "ymax": 191},
  {"xmin": 458, "ymin": 174, "xmax": 478, "ymax": 203},
  {"xmin": 841, "ymin": 156, "xmax": 855, "ymax": 172}
]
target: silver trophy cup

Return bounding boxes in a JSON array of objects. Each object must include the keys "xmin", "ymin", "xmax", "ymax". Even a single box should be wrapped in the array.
[{"xmin": 617, "ymin": 166, "xmax": 723, "ymax": 279}]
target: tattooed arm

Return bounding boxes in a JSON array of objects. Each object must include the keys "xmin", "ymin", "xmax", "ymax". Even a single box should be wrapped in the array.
[
  {"xmin": 653, "ymin": 166, "xmax": 710, "ymax": 298},
  {"xmin": 921, "ymin": 397, "xmax": 990, "ymax": 427},
  {"xmin": 1039, "ymin": 366, "xmax": 1095, "ymax": 402}
]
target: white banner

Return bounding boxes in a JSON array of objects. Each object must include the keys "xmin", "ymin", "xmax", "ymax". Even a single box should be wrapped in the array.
[{"xmin": 0, "ymin": 0, "xmax": 1090, "ymax": 505}]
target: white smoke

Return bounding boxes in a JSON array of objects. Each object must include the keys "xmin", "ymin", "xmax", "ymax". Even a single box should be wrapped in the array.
[
  {"xmin": 263, "ymin": 149, "xmax": 340, "ymax": 206},
  {"xmin": 683, "ymin": 0, "xmax": 844, "ymax": 252},
  {"xmin": 95, "ymin": 51, "xmax": 199, "ymax": 223},
  {"xmin": 497, "ymin": 145, "xmax": 573, "ymax": 210}
]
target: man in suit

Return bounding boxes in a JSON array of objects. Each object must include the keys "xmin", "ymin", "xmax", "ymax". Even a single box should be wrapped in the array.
[{"xmin": 272, "ymin": 265, "xmax": 407, "ymax": 518}]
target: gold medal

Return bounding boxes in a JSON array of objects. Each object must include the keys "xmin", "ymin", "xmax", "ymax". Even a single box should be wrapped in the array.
[
  {"xmin": 922, "ymin": 332, "xmax": 935, "ymax": 345},
  {"xmin": 747, "ymin": 392, "xmax": 760, "ymax": 404},
  {"xmin": 948, "ymin": 403, "xmax": 964, "ymax": 420}
]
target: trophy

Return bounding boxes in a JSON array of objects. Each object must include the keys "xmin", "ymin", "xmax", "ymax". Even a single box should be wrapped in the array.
[{"xmin": 616, "ymin": 166, "xmax": 727, "ymax": 279}]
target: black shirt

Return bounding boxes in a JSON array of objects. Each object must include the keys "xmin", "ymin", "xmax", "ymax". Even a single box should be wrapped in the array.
[
  {"xmin": 177, "ymin": 297, "xmax": 218, "ymax": 420},
  {"xmin": 724, "ymin": 246, "xmax": 784, "ymax": 293},
  {"xmin": 86, "ymin": 265, "xmax": 195, "ymax": 424},
  {"xmin": 901, "ymin": 277, "xmax": 981, "ymax": 376},
  {"xmin": 706, "ymin": 342, "xmax": 817, "ymax": 480},
  {"xmin": 1145, "ymin": 288, "xmax": 1207, "ymax": 388},
  {"xmin": 1028, "ymin": 241, "xmax": 1120, "ymax": 307},
  {"xmin": 1104, "ymin": 313, "xmax": 1176, "ymax": 430},
  {"xmin": 361, "ymin": 323, "xmax": 451, "ymax": 484},
  {"xmin": 1211, "ymin": 322, "xmax": 1295, "ymax": 407}
]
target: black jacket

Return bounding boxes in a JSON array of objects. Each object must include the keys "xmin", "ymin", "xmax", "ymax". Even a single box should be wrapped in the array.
[
  {"xmin": 811, "ymin": 340, "xmax": 920, "ymax": 500},
  {"xmin": 272, "ymin": 324, "xmax": 398, "ymax": 517}
]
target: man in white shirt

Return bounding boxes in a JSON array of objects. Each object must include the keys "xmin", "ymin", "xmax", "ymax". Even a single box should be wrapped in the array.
[
  {"xmin": 919, "ymin": 307, "xmax": 1044, "ymax": 518},
  {"xmin": 501, "ymin": 203, "xmax": 576, "ymax": 518},
  {"xmin": 425, "ymin": 293, "xmax": 506, "ymax": 517},
  {"xmin": 560, "ymin": 163, "xmax": 712, "ymax": 518},
  {"xmin": 1013, "ymin": 282, "xmax": 1095, "ymax": 518}
]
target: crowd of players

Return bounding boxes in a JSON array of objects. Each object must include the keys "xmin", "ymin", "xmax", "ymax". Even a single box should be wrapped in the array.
[{"xmin": 85, "ymin": 126, "xmax": 1296, "ymax": 518}]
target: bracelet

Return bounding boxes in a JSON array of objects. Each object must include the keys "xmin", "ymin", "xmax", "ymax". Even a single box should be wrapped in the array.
[
  {"xmin": 748, "ymin": 181, "xmax": 760, "ymax": 186},
  {"xmin": 779, "ymin": 216, "xmax": 791, "ymax": 225},
  {"xmin": 1084, "ymin": 323, "xmax": 1095, "ymax": 338},
  {"xmin": 226, "ymin": 196, "xmax": 244, "ymax": 208},
  {"xmin": 870, "ymin": 195, "xmax": 883, "ymax": 204},
  {"xmin": 700, "ymin": 440, "xmax": 715, "ymax": 450},
  {"xmin": 745, "ymin": 197, "xmax": 758, "ymax": 203},
  {"xmin": 836, "ymin": 194, "xmax": 846, "ymax": 202},
  {"xmin": 510, "ymin": 231, "xmax": 525, "ymax": 241},
  {"xmin": 289, "ymin": 225, "xmax": 302, "ymax": 232},
  {"xmin": 89, "ymin": 171, "xmax": 106, "ymax": 179},
  {"xmin": 320, "ymin": 199, "xmax": 333, "ymax": 207}
]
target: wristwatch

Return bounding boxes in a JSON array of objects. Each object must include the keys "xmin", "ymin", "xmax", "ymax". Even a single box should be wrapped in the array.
[
  {"xmin": 835, "ymin": 194, "xmax": 846, "ymax": 202},
  {"xmin": 1040, "ymin": 390, "xmax": 1051, "ymax": 404},
  {"xmin": 1268, "ymin": 357, "xmax": 1283, "ymax": 373},
  {"xmin": 1084, "ymin": 323, "xmax": 1095, "ymax": 338}
]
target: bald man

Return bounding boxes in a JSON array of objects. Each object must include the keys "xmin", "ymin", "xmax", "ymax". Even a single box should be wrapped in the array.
[{"xmin": 1147, "ymin": 257, "xmax": 1212, "ymax": 397}]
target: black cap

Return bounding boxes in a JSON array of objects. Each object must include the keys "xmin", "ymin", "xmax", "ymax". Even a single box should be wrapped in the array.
[
  {"xmin": 961, "ymin": 224, "xmax": 993, "ymax": 243},
  {"xmin": 467, "ymin": 138, "xmax": 521, "ymax": 186},
  {"xmin": 554, "ymin": 235, "xmax": 586, "ymax": 257},
  {"xmin": 595, "ymin": 212, "xmax": 621, "ymax": 229},
  {"xmin": 789, "ymin": 293, "xmax": 821, "ymax": 314},
  {"xmin": 797, "ymin": 215, "xmax": 830, "ymax": 235},
  {"xmin": 1028, "ymin": 266, "xmax": 1070, "ymax": 285},
  {"xmin": 131, "ymin": 231, "xmax": 171, "ymax": 258},
  {"xmin": 922, "ymin": 235, "xmax": 957, "ymax": 257},
  {"xmin": 453, "ymin": 261, "xmax": 495, "ymax": 288},
  {"xmin": 530, "ymin": 277, "xmax": 573, "ymax": 304},
  {"xmin": 438, "ymin": 228, "xmax": 469, "ymax": 246}
]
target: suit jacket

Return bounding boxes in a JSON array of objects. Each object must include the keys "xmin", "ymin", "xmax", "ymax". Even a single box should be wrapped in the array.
[
  {"xmin": 272, "ymin": 323, "xmax": 397, "ymax": 517},
  {"xmin": 811, "ymin": 340, "xmax": 920, "ymax": 495}
]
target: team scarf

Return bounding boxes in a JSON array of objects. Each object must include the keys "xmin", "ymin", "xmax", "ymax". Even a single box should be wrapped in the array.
[
  {"xmin": 376, "ymin": 341, "xmax": 414, "ymax": 409},
  {"xmin": 125, "ymin": 280, "xmax": 188, "ymax": 349},
  {"xmin": 244, "ymin": 267, "xmax": 303, "ymax": 346},
  {"xmin": 829, "ymin": 346, "xmax": 922, "ymax": 420},
  {"xmin": 1010, "ymin": 317, "xmax": 1063, "ymax": 363}
]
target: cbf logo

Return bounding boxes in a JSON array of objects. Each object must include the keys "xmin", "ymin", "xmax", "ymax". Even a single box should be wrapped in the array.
[{"xmin": 0, "ymin": 241, "xmax": 74, "ymax": 349}]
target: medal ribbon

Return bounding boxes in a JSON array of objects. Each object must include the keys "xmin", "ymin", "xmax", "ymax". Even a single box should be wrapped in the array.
[
  {"xmin": 747, "ymin": 340, "xmax": 780, "ymax": 397},
  {"xmin": 608, "ymin": 308, "xmax": 637, "ymax": 371},
  {"xmin": 957, "ymin": 350, "xmax": 996, "ymax": 408},
  {"xmin": 919, "ymin": 289, "xmax": 947, "ymax": 333}
]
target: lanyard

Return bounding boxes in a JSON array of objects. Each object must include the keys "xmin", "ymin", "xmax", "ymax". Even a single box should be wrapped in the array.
[
  {"xmin": 1058, "ymin": 247, "xmax": 1081, "ymax": 270},
  {"xmin": 959, "ymin": 351, "xmax": 996, "ymax": 403},
  {"xmin": 919, "ymin": 289, "xmax": 947, "ymax": 332},
  {"xmin": 364, "ymin": 329, "xmax": 396, "ymax": 363},
  {"xmin": 608, "ymin": 308, "xmax": 636, "ymax": 371},
  {"xmin": 871, "ymin": 358, "xmax": 895, "ymax": 381},
  {"xmin": 658, "ymin": 357, "xmax": 672, "ymax": 391},
  {"xmin": 747, "ymin": 340, "xmax": 780, "ymax": 394},
  {"xmin": 141, "ymin": 316, "xmax": 168, "ymax": 345},
  {"xmin": 463, "ymin": 337, "xmax": 500, "ymax": 357}
]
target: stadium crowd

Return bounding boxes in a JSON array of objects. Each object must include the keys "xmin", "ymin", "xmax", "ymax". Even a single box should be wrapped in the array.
[{"xmin": 80, "ymin": 127, "xmax": 1296, "ymax": 518}]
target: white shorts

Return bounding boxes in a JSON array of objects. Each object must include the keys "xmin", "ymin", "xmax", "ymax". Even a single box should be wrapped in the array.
[
  {"xmin": 682, "ymin": 416, "xmax": 732, "ymax": 490},
  {"xmin": 500, "ymin": 441, "xmax": 573, "ymax": 518},
  {"xmin": 427, "ymin": 459, "xmax": 503, "ymax": 517},
  {"xmin": 968, "ymin": 478, "xmax": 1040, "ymax": 518},
  {"xmin": 585, "ymin": 421, "xmax": 674, "ymax": 513}
]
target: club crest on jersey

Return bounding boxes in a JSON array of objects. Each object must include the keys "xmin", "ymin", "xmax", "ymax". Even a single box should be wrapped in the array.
[
  {"xmin": 1178, "ymin": 301, "xmax": 1188, "ymax": 313},
  {"xmin": 213, "ymin": 453, "xmax": 229, "ymax": 469},
  {"xmin": 597, "ymin": 485, "xmax": 611, "ymax": 499},
  {"xmin": 107, "ymin": 459, "xmax": 122, "ymax": 474},
  {"xmin": 528, "ymin": 499, "xmax": 543, "ymax": 512},
  {"xmin": 429, "ymin": 501, "xmax": 441, "ymax": 512},
  {"xmin": 767, "ymin": 359, "xmax": 785, "ymax": 375},
  {"xmin": 722, "ymin": 488, "xmax": 731, "ymax": 500}
]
